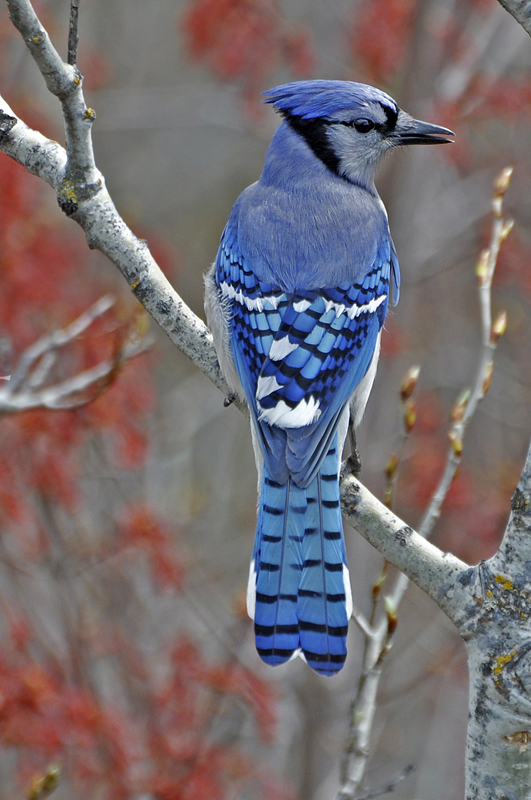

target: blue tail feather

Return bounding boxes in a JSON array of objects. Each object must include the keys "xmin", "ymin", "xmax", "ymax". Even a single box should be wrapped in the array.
[{"xmin": 249, "ymin": 435, "xmax": 351, "ymax": 676}]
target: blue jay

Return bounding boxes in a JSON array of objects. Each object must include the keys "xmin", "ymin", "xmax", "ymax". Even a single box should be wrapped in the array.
[{"xmin": 205, "ymin": 80, "xmax": 452, "ymax": 676}]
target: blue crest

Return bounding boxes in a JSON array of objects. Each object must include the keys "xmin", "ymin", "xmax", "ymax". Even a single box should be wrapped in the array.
[{"xmin": 263, "ymin": 79, "xmax": 398, "ymax": 120}]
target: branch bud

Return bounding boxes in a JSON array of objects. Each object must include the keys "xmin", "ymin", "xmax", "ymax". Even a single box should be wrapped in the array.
[
  {"xmin": 384, "ymin": 595, "xmax": 398, "ymax": 636},
  {"xmin": 490, "ymin": 311, "xmax": 507, "ymax": 345},
  {"xmin": 448, "ymin": 429, "xmax": 463, "ymax": 458},
  {"xmin": 28, "ymin": 765, "xmax": 60, "ymax": 800},
  {"xmin": 403, "ymin": 398, "xmax": 417, "ymax": 433},
  {"xmin": 450, "ymin": 389, "xmax": 470, "ymax": 423},
  {"xmin": 475, "ymin": 249, "xmax": 490, "ymax": 285},
  {"xmin": 372, "ymin": 564, "xmax": 388, "ymax": 600},
  {"xmin": 493, "ymin": 166, "xmax": 513, "ymax": 198},
  {"xmin": 482, "ymin": 361, "xmax": 494, "ymax": 395},
  {"xmin": 492, "ymin": 167, "xmax": 513, "ymax": 218},
  {"xmin": 400, "ymin": 364, "xmax": 421, "ymax": 401},
  {"xmin": 385, "ymin": 453, "xmax": 399, "ymax": 481},
  {"xmin": 499, "ymin": 218, "xmax": 514, "ymax": 245}
]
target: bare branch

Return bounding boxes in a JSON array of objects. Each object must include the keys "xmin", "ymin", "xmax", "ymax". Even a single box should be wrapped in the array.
[
  {"xmin": 495, "ymin": 0, "xmax": 531, "ymax": 36},
  {"xmin": 490, "ymin": 417, "xmax": 531, "ymax": 572},
  {"xmin": 353, "ymin": 765, "xmax": 414, "ymax": 800},
  {"xmin": 7, "ymin": 295, "xmax": 114, "ymax": 393},
  {"xmin": 67, "ymin": 0, "xmax": 81, "ymax": 67},
  {"xmin": 418, "ymin": 167, "xmax": 513, "ymax": 540},
  {"xmin": 0, "ymin": 297, "xmax": 153, "ymax": 413},
  {"xmin": 0, "ymin": 96, "xmax": 228, "ymax": 404},
  {"xmin": 350, "ymin": 606, "xmax": 374, "ymax": 639},
  {"xmin": 6, "ymin": 0, "xmax": 96, "ymax": 183},
  {"xmin": 1, "ymin": 1, "xmax": 232, "ymax": 405},
  {"xmin": 337, "ymin": 170, "xmax": 513, "ymax": 799},
  {"xmin": 340, "ymin": 474, "xmax": 468, "ymax": 619}
]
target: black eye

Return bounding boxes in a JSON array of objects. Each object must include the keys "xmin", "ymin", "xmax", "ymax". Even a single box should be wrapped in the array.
[{"xmin": 353, "ymin": 118, "xmax": 374, "ymax": 133}]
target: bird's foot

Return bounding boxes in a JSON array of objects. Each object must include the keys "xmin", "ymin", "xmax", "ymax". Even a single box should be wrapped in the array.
[{"xmin": 346, "ymin": 449, "xmax": 362, "ymax": 478}]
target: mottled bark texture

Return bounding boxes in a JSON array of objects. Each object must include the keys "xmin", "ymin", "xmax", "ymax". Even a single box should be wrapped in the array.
[
  {"xmin": 458, "ymin": 454, "xmax": 531, "ymax": 800},
  {"xmin": 497, "ymin": 0, "xmax": 531, "ymax": 36},
  {"xmin": 340, "ymin": 459, "xmax": 531, "ymax": 800}
]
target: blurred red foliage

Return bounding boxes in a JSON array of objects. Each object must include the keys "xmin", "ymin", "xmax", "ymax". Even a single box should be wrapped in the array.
[
  {"xmin": 180, "ymin": 0, "xmax": 315, "ymax": 108},
  {"xmin": 0, "ymin": 631, "xmax": 283, "ymax": 800},
  {"xmin": 0, "ymin": 104, "xmax": 283, "ymax": 800},
  {"xmin": 0, "ymin": 153, "xmax": 155, "ymax": 528},
  {"xmin": 118, "ymin": 504, "xmax": 187, "ymax": 590},
  {"xmin": 145, "ymin": 637, "xmax": 283, "ymax": 799},
  {"xmin": 349, "ymin": 0, "xmax": 418, "ymax": 84}
]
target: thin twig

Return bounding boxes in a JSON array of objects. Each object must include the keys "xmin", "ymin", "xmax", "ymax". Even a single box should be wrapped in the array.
[
  {"xmin": 67, "ymin": 0, "xmax": 81, "ymax": 67},
  {"xmin": 7, "ymin": 295, "xmax": 114, "ymax": 394},
  {"xmin": 0, "ymin": 297, "xmax": 153, "ymax": 413},
  {"xmin": 354, "ymin": 765, "xmax": 414, "ymax": 800},
  {"xmin": 337, "ymin": 167, "xmax": 513, "ymax": 800},
  {"xmin": 418, "ymin": 167, "xmax": 513, "ymax": 540},
  {"xmin": 351, "ymin": 606, "xmax": 374, "ymax": 639},
  {"xmin": 339, "ymin": 367, "xmax": 419, "ymax": 795}
]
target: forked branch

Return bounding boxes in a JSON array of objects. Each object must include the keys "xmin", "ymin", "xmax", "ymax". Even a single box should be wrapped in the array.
[
  {"xmin": 336, "ymin": 168, "xmax": 514, "ymax": 800},
  {"xmin": 0, "ymin": 297, "xmax": 152, "ymax": 412}
]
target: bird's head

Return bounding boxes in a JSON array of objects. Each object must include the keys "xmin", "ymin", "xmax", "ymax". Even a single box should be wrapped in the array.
[{"xmin": 263, "ymin": 80, "xmax": 453, "ymax": 190}]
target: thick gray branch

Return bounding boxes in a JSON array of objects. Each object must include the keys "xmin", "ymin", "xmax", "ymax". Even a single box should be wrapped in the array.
[
  {"xmin": 340, "ymin": 473, "xmax": 469, "ymax": 618},
  {"xmin": 497, "ymin": 0, "xmax": 531, "ymax": 35}
]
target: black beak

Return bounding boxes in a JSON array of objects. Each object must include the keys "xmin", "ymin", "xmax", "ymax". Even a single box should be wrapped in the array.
[{"xmin": 392, "ymin": 112, "xmax": 454, "ymax": 146}]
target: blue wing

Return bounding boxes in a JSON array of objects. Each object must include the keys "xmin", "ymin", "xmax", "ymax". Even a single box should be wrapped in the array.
[{"xmin": 214, "ymin": 219, "xmax": 393, "ymax": 487}]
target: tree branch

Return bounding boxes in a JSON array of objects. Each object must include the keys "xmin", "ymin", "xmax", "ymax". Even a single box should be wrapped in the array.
[
  {"xmin": 67, "ymin": 0, "xmax": 81, "ymax": 67},
  {"xmin": 0, "ymin": 296, "xmax": 153, "ymax": 412},
  {"xmin": 496, "ymin": 0, "xmax": 531, "ymax": 36},
  {"xmin": 340, "ymin": 474, "xmax": 469, "ymax": 617},
  {"xmin": 353, "ymin": 764, "xmax": 414, "ymax": 800},
  {"xmin": 337, "ymin": 167, "xmax": 514, "ymax": 799},
  {"xmin": 0, "ymin": 96, "xmax": 228, "ymax": 402},
  {"xmin": 417, "ymin": 169, "xmax": 512, "ymax": 540},
  {"xmin": 2, "ymin": 0, "xmax": 231, "ymax": 403}
]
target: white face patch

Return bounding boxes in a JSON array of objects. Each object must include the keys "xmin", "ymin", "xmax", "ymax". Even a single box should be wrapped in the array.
[{"xmin": 258, "ymin": 396, "xmax": 322, "ymax": 428}]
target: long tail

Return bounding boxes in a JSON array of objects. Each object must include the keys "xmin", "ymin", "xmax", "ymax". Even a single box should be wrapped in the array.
[{"xmin": 248, "ymin": 435, "xmax": 352, "ymax": 676}]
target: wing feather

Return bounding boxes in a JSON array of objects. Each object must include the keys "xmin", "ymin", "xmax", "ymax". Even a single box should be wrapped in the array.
[{"xmin": 214, "ymin": 220, "xmax": 392, "ymax": 487}]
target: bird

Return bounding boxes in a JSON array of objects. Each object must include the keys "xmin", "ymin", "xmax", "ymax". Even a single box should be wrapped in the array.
[{"xmin": 205, "ymin": 80, "xmax": 453, "ymax": 676}]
